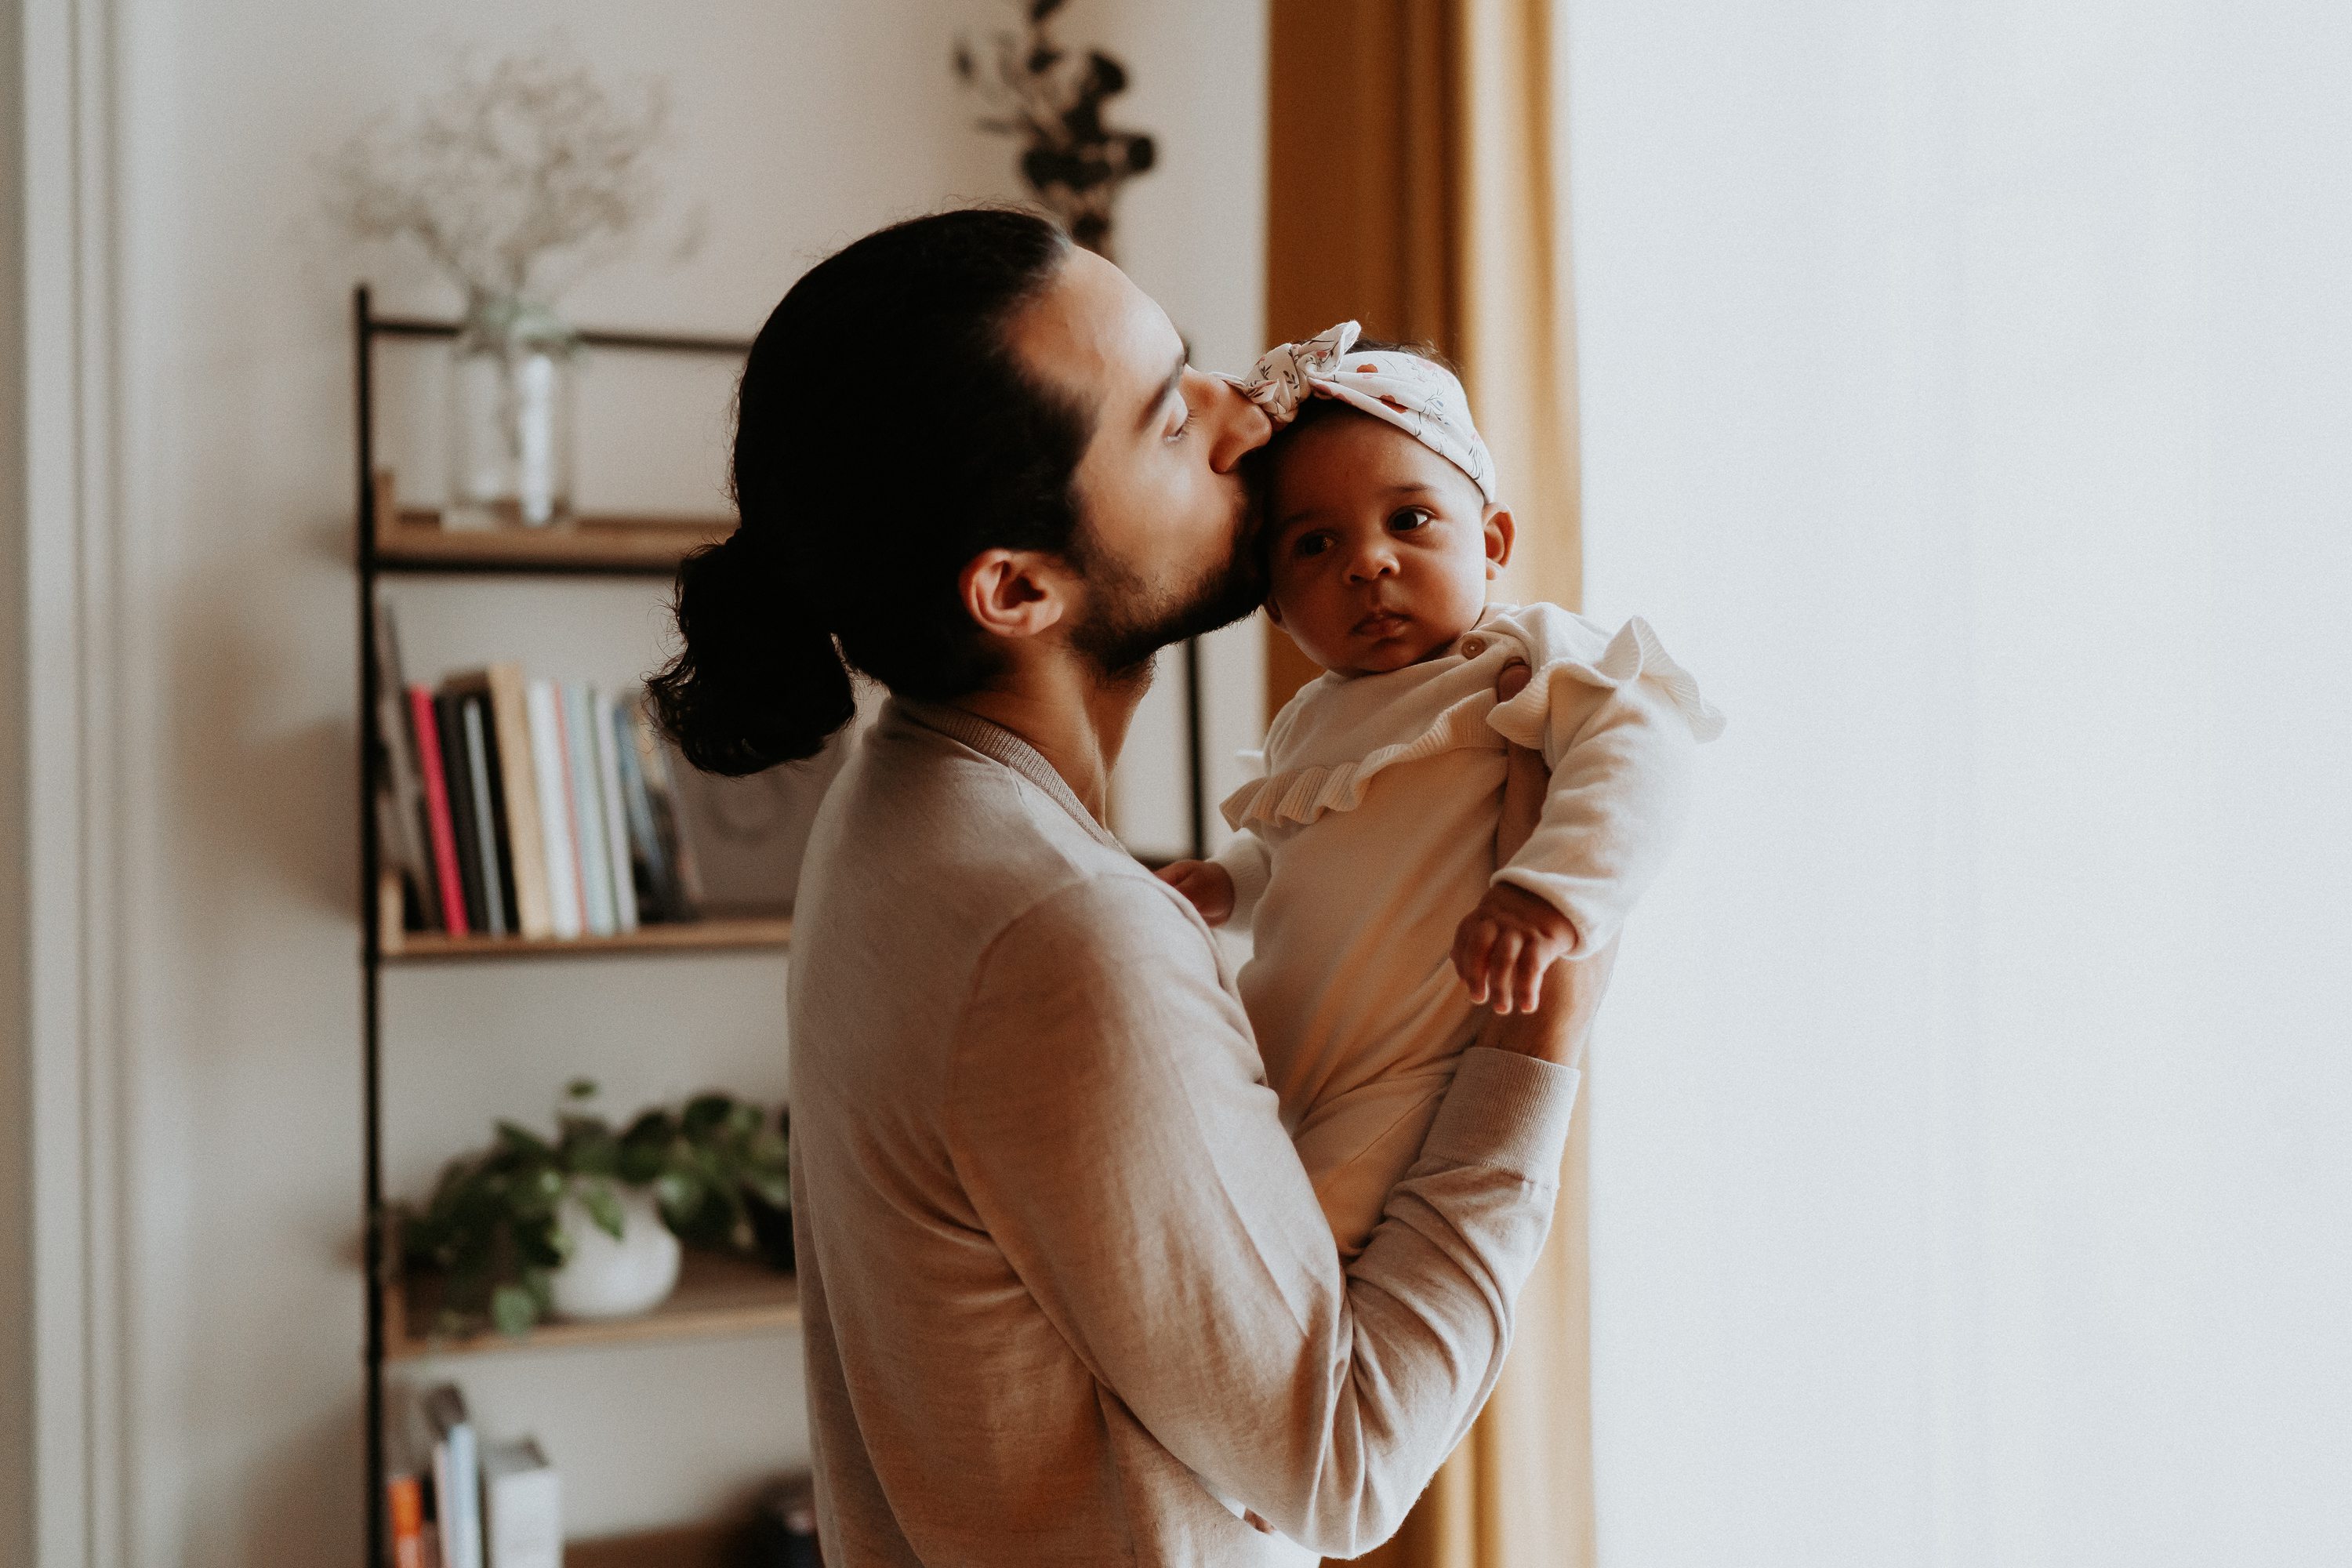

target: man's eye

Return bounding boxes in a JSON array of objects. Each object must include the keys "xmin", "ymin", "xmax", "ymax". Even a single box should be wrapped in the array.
[
  {"xmin": 1389, "ymin": 506, "xmax": 1434, "ymax": 532},
  {"xmin": 1166, "ymin": 402, "xmax": 1193, "ymax": 442}
]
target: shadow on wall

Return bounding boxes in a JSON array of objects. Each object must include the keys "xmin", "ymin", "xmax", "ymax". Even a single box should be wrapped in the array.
[
  {"xmin": 168, "ymin": 536, "xmax": 359, "ymax": 926},
  {"xmin": 184, "ymin": 1393, "xmax": 365, "ymax": 1563}
]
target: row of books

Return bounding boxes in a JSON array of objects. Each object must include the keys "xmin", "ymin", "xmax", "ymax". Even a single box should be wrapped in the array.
[
  {"xmin": 372, "ymin": 598, "xmax": 706, "ymax": 939},
  {"xmin": 388, "ymin": 1385, "xmax": 558, "ymax": 1568}
]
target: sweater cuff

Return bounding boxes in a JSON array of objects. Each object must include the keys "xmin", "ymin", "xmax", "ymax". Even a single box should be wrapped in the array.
[
  {"xmin": 1214, "ymin": 838, "xmax": 1272, "ymax": 925},
  {"xmin": 1423, "ymin": 1048, "xmax": 1581, "ymax": 1184}
]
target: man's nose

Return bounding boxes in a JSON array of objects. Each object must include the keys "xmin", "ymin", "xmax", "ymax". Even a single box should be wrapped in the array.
[{"xmin": 1205, "ymin": 376, "xmax": 1273, "ymax": 474}]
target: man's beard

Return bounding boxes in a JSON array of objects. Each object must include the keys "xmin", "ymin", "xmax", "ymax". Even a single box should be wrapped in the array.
[{"xmin": 1065, "ymin": 516, "xmax": 1267, "ymax": 685}]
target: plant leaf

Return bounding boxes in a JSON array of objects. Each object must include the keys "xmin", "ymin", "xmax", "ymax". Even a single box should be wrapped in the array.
[
  {"xmin": 582, "ymin": 1181, "xmax": 626, "ymax": 1241},
  {"xmin": 491, "ymin": 1283, "xmax": 540, "ymax": 1337},
  {"xmin": 495, "ymin": 1120, "xmax": 553, "ymax": 1158}
]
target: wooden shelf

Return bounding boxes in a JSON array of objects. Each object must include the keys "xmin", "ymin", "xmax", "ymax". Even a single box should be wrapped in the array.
[
  {"xmin": 382, "ymin": 915, "xmax": 792, "ymax": 963},
  {"xmin": 566, "ymin": 1519, "xmax": 756, "ymax": 1568},
  {"xmin": 386, "ymin": 1248, "xmax": 800, "ymax": 1363},
  {"xmin": 372, "ymin": 505, "xmax": 734, "ymax": 575}
]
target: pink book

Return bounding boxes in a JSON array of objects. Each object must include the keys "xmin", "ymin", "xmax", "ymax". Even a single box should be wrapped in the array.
[{"xmin": 407, "ymin": 685, "xmax": 469, "ymax": 937}]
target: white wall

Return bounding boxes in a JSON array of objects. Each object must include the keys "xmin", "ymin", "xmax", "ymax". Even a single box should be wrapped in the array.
[
  {"xmin": 55, "ymin": 0, "xmax": 1264, "ymax": 1559},
  {"xmin": 0, "ymin": 0, "xmax": 32, "ymax": 1559},
  {"xmin": 1568, "ymin": 2, "xmax": 2352, "ymax": 1564}
]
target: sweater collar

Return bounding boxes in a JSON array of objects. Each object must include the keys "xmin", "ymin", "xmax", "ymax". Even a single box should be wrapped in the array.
[{"xmin": 892, "ymin": 698, "xmax": 1126, "ymax": 851}]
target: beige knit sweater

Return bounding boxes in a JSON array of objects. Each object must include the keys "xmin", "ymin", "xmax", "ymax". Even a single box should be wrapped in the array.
[{"xmin": 787, "ymin": 699, "xmax": 1584, "ymax": 1566}]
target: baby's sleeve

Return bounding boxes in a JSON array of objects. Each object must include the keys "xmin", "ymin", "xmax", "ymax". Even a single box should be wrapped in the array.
[
  {"xmin": 1486, "ymin": 614, "xmax": 1723, "ymax": 957},
  {"xmin": 1210, "ymin": 830, "xmax": 1274, "ymax": 927}
]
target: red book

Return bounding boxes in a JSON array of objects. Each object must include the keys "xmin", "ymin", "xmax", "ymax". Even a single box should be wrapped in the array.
[
  {"xmin": 386, "ymin": 1472, "xmax": 426, "ymax": 1568},
  {"xmin": 408, "ymin": 685, "xmax": 470, "ymax": 938}
]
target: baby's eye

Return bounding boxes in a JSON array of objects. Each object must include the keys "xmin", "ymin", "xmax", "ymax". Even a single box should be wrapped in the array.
[
  {"xmin": 1388, "ymin": 506, "xmax": 1435, "ymax": 532},
  {"xmin": 1293, "ymin": 532, "xmax": 1333, "ymax": 559}
]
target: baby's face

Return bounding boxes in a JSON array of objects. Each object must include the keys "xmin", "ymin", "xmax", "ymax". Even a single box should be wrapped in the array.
[{"xmin": 1265, "ymin": 411, "xmax": 1508, "ymax": 676}]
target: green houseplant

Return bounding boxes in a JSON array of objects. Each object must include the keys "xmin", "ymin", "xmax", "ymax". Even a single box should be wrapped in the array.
[{"xmin": 397, "ymin": 1080, "xmax": 791, "ymax": 1338}]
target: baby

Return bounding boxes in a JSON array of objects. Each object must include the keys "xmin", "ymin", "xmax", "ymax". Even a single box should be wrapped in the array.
[{"xmin": 1158, "ymin": 321, "xmax": 1724, "ymax": 1258}]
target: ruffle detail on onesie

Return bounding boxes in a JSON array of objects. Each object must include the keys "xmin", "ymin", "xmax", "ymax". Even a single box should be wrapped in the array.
[
  {"xmin": 1485, "ymin": 615, "xmax": 1727, "ymax": 752},
  {"xmin": 1218, "ymin": 689, "xmax": 1501, "ymax": 833}
]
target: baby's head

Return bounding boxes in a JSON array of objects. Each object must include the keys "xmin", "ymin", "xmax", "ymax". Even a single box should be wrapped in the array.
[{"xmin": 1242, "ymin": 325, "xmax": 1513, "ymax": 677}]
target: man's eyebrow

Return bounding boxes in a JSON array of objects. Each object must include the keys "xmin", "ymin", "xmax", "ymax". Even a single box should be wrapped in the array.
[{"xmin": 1135, "ymin": 350, "xmax": 1186, "ymax": 434}]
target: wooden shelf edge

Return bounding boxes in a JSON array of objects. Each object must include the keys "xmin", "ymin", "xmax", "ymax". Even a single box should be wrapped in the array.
[
  {"xmin": 565, "ymin": 1519, "xmax": 755, "ymax": 1568},
  {"xmin": 384, "ymin": 1251, "xmax": 800, "ymax": 1363},
  {"xmin": 381, "ymin": 915, "xmax": 792, "ymax": 962},
  {"xmin": 372, "ymin": 493, "xmax": 734, "ymax": 575}
]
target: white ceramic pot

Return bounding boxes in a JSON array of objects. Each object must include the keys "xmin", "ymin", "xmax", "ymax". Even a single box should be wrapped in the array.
[{"xmin": 549, "ymin": 1183, "xmax": 681, "ymax": 1321}]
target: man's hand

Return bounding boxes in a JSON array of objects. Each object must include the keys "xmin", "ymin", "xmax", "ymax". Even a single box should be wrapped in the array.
[
  {"xmin": 1155, "ymin": 858, "xmax": 1236, "ymax": 927},
  {"xmin": 1451, "ymin": 883, "xmax": 1579, "ymax": 1014}
]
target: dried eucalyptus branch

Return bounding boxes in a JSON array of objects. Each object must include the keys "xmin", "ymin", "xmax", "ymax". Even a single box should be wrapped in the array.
[{"xmin": 955, "ymin": 0, "xmax": 1157, "ymax": 259}]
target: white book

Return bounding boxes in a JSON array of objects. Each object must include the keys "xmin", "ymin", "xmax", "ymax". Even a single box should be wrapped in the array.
[
  {"xmin": 479, "ymin": 1439, "xmax": 561, "ymax": 1568},
  {"xmin": 562, "ymin": 682, "xmax": 617, "ymax": 937},
  {"xmin": 590, "ymin": 687, "xmax": 639, "ymax": 933},
  {"xmin": 423, "ymin": 1386, "xmax": 483, "ymax": 1568},
  {"xmin": 524, "ymin": 680, "xmax": 584, "ymax": 939}
]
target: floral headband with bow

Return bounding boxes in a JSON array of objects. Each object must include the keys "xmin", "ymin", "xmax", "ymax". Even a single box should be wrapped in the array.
[{"xmin": 1233, "ymin": 320, "xmax": 1497, "ymax": 505}]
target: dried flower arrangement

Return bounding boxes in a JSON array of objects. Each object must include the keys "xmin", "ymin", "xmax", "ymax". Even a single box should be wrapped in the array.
[
  {"xmin": 326, "ymin": 46, "xmax": 680, "ymax": 308},
  {"xmin": 956, "ymin": 0, "xmax": 1158, "ymax": 259}
]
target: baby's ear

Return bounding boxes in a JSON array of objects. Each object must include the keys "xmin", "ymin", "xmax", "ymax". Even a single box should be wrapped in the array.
[
  {"xmin": 1482, "ymin": 505, "xmax": 1516, "ymax": 576},
  {"xmin": 1263, "ymin": 594, "xmax": 1287, "ymax": 628}
]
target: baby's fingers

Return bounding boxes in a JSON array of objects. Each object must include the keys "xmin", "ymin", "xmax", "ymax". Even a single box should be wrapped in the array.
[
  {"xmin": 1451, "ymin": 915, "xmax": 1495, "ymax": 1004},
  {"xmin": 1515, "ymin": 939, "xmax": 1548, "ymax": 1014},
  {"xmin": 1488, "ymin": 930, "xmax": 1528, "ymax": 1014}
]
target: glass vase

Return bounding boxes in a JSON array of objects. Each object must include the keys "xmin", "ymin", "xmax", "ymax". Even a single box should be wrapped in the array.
[{"xmin": 445, "ymin": 296, "xmax": 579, "ymax": 530}]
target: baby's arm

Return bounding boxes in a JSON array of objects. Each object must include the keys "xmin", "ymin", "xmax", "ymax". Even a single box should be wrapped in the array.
[
  {"xmin": 1156, "ymin": 831, "xmax": 1272, "ymax": 929},
  {"xmin": 1455, "ymin": 637, "xmax": 1707, "ymax": 1011},
  {"xmin": 1486, "ymin": 661, "xmax": 1700, "ymax": 960}
]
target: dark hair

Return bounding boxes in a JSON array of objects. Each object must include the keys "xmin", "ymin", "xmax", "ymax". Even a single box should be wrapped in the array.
[{"xmin": 648, "ymin": 208, "xmax": 1087, "ymax": 775}]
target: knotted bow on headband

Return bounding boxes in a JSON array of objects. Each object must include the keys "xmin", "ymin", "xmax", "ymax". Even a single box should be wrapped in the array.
[{"xmin": 1234, "ymin": 321, "xmax": 1498, "ymax": 505}]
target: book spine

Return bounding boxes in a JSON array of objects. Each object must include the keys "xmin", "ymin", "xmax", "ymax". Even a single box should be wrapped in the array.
[
  {"xmin": 486, "ymin": 664, "xmax": 552, "ymax": 940},
  {"xmin": 562, "ymin": 682, "xmax": 617, "ymax": 938},
  {"xmin": 591, "ymin": 687, "xmax": 639, "ymax": 934},
  {"xmin": 525, "ymin": 680, "xmax": 584, "ymax": 940},
  {"xmin": 372, "ymin": 596, "xmax": 437, "ymax": 928},
  {"xmin": 435, "ymin": 694, "xmax": 488, "ymax": 934},
  {"xmin": 387, "ymin": 1472, "xmax": 427, "ymax": 1568},
  {"xmin": 633, "ymin": 702, "xmax": 703, "ymax": 917},
  {"xmin": 408, "ymin": 686, "xmax": 470, "ymax": 938},
  {"xmin": 442, "ymin": 1423, "xmax": 483, "ymax": 1568},
  {"xmin": 612, "ymin": 699, "xmax": 670, "ymax": 923},
  {"xmin": 459, "ymin": 697, "xmax": 510, "ymax": 938}
]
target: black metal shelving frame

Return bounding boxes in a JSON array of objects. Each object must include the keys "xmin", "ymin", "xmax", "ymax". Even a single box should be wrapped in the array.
[{"xmin": 351, "ymin": 285, "xmax": 760, "ymax": 1564}]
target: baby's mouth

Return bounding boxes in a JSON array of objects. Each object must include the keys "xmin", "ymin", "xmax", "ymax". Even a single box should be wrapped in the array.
[{"xmin": 1353, "ymin": 609, "xmax": 1412, "ymax": 638}]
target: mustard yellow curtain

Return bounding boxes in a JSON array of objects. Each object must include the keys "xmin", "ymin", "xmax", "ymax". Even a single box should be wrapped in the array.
[{"xmin": 1266, "ymin": 3, "xmax": 1592, "ymax": 1564}]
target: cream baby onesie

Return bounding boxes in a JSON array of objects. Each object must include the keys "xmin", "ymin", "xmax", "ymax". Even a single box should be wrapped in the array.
[{"xmin": 1215, "ymin": 602, "xmax": 1723, "ymax": 1257}]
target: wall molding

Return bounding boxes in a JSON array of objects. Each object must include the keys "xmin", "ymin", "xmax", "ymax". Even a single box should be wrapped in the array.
[{"xmin": 18, "ymin": 0, "xmax": 130, "ymax": 1563}]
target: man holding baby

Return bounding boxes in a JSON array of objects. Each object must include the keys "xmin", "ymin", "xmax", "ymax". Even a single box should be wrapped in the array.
[{"xmin": 653, "ymin": 206, "xmax": 1710, "ymax": 1566}]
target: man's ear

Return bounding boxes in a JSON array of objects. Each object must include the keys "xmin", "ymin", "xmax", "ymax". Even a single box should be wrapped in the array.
[
  {"xmin": 959, "ymin": 549, "xmax": 1071, "ymax": 641},
  {"xmin": 1483, "ymin": 505, "xmax": 1516, "ymax": 577}
]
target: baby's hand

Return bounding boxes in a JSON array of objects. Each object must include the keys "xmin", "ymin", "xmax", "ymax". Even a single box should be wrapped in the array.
[
  {"xmin": 1452, "ymin": 883, "xmax": 1580, "ymax": 1014},
  {"xmin": 1156, "ymin": 859, "xmax": 1236, "ymax": 927}
]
